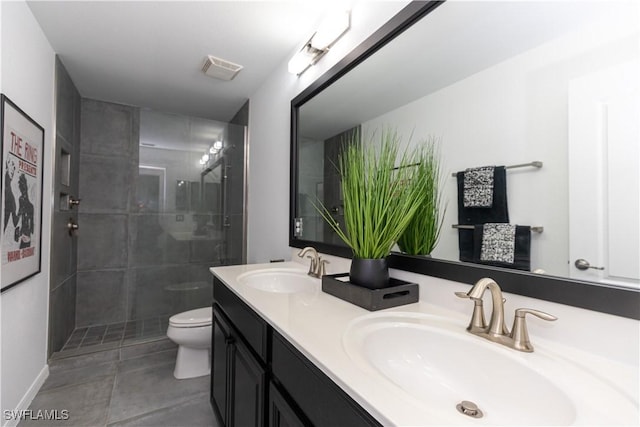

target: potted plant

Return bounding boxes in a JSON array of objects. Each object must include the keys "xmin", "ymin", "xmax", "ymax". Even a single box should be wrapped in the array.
[
  {"xmin": 316, "ymin": 129, "xmax": 424, "ymax": 289},
  {"xmin": 397, "ymin": 137, "xmax": 446, "ymax": 256}
]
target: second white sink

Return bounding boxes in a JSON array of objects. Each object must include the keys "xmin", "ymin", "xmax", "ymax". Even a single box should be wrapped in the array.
[{"xmin": 343, "ymin": 312, "xmax": 638, "ymax": 425}]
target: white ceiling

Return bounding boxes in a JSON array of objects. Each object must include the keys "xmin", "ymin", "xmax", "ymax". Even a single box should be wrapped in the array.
[{"xmin": 27, "ymin": 1, "xmax": 342, "ymax": 121}]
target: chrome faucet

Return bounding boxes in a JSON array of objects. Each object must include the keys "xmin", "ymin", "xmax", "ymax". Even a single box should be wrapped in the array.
[
  {"xmin": 297, "ymin": 247, "xmax": 328, "ymax": 278},
  {"xmin": 456, "ymin": 278, "xmax": 557, "ymax": 352}
]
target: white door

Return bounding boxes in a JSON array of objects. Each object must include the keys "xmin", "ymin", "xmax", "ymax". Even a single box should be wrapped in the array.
[{"xmin": 568, "ymin": 60, "xmax": 640, "ymax": 288}]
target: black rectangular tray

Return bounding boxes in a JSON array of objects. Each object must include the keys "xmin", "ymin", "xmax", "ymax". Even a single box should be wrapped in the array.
[{"xmin": 321, "ymin": 273, "xmax": 419, "ymax": 311}]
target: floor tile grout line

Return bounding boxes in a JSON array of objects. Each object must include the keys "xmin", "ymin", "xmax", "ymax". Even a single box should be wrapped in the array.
[
  {"xmin": 77, "ymin": 327, "xmax": 90, "ymax": 348},
  {"xmin": 35, "ymin": 370, "xmax": 117, "ymax": 395},
  {"xmin": 105, "ymin": 390, "xmax": 210, "ymax": 427},
  {"xmin": 104, "ymin": 362, "xmax": 119, "ymax": 427},
  {"xmin": 36, "ymin": 344, "xmax": 213, "ymax": 427}
]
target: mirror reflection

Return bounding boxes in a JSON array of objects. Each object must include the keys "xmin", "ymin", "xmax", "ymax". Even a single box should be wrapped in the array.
[
  {"xmin": 294, "ymin": 1, "xmax": 639, "ymax": 289},
  {"xmin": 138, "ymin": 109, "xmax": 245, "ymax": 267}
]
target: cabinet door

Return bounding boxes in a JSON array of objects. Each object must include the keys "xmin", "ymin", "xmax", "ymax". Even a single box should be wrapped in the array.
[
  {"xmin": 268, "ymin": 383, "xmax": 307, "ymax": 427},
  {"xmin": 230, "ymin": 337, "xmax": 266, "ymax": 427},
  {"xmin": 212, "ymin": 307, "xmax": 233, "ymax": 426},
  {"xmin": 272, "ymin": 331, "xmax": 381, "ymax": 427}
]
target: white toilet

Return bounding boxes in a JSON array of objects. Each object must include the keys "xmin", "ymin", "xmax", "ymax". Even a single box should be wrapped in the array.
[{"xmin": 166, "ymin": 307, "xmax": 212, "ymax": 379}]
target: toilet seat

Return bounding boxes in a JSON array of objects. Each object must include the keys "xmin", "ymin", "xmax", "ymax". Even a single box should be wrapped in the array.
[{"xmin": 169, "ymin": 307, "xmax": 212, "ymax": 328}]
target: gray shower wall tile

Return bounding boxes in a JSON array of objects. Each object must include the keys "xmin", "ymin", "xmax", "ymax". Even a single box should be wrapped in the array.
[
  {"xmin": 79, "ymin": 153, "xmax": 134, "ymax": 213},
  {"xmin": 80, "ymin": 99, "xmax": 139, "ymax": 158},
  {"xmin": 128, "ymin": 214, "xmax": 163, "ymax": 267},
  {"xmin": 51, "ymin": 211, "xmax": 77, "ymax": 289},
  {"xmin": 50, "ymin": 57, "xmax": 81, "ymax": 357},
  {"xmin": 53, "ymin": 136, "xmax": 73, "ymax": 206},
  {"xmin": 55, "ymin": 57, "xmax": 79, "ymax": 145},
  {"xmin": 226, "ymin": 213, "xmax": 245, "ymax": 265},
  {"xmin": 78, "ymin": 213, "xmax": 128, "ymax": 270},
  {"xmin": 49, "ymin": 274, "xmax": 77, "ymax": 354},
  {"xmin": 127, "ymin": 265, "xmax": 191, "ymax": 320},
  {"xmin": 226, "ymin": 164, "xmax": 245, "ymax": 216},
  {"xmin": 70, "ymin": 94, "xmax": 81, "ymax": 192},
  {"xmin": 187, "ymin": 263, "xmax": 216, "ymax": 285},
  {"xmin": 76, "ymin": 270, "xmax": 127, "ymax": 327},
  {"xmin": 128, "ymin": 214, "xmax": 189, "ymax": 267},
  {"xmin": 188, "ymin": 238, "xmax": 218, "ymax": 263}
]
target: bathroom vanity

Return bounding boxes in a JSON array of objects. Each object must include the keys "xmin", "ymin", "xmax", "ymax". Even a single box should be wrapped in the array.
[
  {"xmin": 210, "ymin": 262, "xmax": 639, "ymax": 426},
  {"xmin": 210, "ymin": 266, "xmax": 380, "ymax": 427}
]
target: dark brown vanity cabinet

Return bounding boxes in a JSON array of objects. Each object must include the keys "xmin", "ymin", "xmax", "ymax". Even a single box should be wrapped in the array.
[{"xmin": 211, "ymin": 277, "xmax": 381, "ymax": 427}]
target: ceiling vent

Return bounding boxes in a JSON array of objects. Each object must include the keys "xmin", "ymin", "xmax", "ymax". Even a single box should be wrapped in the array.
[{"xmin": 202, "ymin": 55, "xmax": 243, "ymax": 81}]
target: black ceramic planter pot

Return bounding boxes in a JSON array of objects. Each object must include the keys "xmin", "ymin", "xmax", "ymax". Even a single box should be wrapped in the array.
[{"xmin": 349, "ymin": 258, "xmax": 390, "ymax": 289}]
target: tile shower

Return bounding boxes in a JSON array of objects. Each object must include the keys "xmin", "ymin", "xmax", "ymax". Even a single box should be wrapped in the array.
[{"xmin": 49, "ymin": 61, "xmax": 247, "ymax": 356}]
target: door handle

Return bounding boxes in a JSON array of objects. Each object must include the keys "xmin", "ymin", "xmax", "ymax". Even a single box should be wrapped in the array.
[{"xmin": 574, "ymin": 259, "xmax": 604, "ymax": 271}]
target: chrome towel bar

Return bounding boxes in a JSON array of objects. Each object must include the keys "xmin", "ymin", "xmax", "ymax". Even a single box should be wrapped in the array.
[
  {"xmin": 452, "ymin": 224, "xmax": 544, "ymax": 233},
  {"xmin": 452, "ymin": 161, "xmax": 543, "ymax": 177}
]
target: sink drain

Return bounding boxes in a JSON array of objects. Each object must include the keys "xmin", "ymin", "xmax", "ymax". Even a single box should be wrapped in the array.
[{"xmin": 456, "ymin": 400, "xmax": 483, "ymax": 419}]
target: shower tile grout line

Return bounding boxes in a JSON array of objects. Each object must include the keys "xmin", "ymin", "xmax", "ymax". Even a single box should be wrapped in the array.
[{"xmin": 60, "ymin": 315, "xmax": 170, "ymax": 354}]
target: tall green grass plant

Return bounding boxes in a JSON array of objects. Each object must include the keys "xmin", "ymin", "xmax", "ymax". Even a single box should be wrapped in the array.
[
  {"xmin": 315, "ymin": 129, "xmax": 425, "ymax": 259},
  {"xmin": 397, "ymin": 137, "xmax": 446, "ymax": 255}
]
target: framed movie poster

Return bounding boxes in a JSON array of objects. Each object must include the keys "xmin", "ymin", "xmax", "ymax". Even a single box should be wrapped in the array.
[{"xmin": 1, "ymin": 94, "xmax": 44, "ymax": 292}]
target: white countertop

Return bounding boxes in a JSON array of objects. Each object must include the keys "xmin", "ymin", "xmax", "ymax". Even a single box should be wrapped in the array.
[{"xmin": 211, "ymin": 261, "xmax": 639, "ymax": 426}]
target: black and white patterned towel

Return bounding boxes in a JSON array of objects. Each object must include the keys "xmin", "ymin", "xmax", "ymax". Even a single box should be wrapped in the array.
[
  {"xmin": 480, "ymin": 223, "xmax": 516, "ymax": 264},
  {"xmin": 463, "ymin": 166, "xmax": 495, "ymax": 208}
]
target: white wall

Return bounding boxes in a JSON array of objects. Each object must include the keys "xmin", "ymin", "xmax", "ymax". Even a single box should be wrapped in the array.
[
  {"xmin": 247, "ymin": 0, "xmax": 410, "ymax": 263},
  {"xmin": 362, "ymin": 18, "xmax": 638, "ymax": 276},
  {"xmin": 0, "ymin": 2, "xmax": 55, "ymax": 424}
]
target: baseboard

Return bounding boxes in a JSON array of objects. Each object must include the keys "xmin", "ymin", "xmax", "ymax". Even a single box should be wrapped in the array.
[{"xmin": 2, "ymin": 365, "xmax": 49, "ymax": 427}]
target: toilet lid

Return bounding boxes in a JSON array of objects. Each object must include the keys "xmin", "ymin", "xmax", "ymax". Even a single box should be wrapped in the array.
[{"xmin": 169, "ymin": 307, "xmax": 212, "ymax": 327}]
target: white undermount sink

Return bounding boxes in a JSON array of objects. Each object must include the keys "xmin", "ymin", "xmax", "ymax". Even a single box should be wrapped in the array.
[
  {"xmin": 343, "ymin": 312, "xmax": 638, "ymax": 425},
  {"xmin": 237, "ymin": 268, "xmax": 318, "ymax": 293}
]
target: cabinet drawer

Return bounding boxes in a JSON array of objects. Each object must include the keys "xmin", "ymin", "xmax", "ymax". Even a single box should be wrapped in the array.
[
  {"xmin": 271, "ymin": 331, "xmax": 381, "ymax": 427},
  {"xmin": 214, "ymin": 277, "xmax": 268, "ymax": 362}
]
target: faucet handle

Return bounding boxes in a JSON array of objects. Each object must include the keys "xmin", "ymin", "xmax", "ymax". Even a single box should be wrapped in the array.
[
  {"xmin": 515, "ymin": 308, "xmax": 557, "ymax": 321},
  {"xmin": 510, "ymin": 308, "xmax": 557, "ymax": 352},
  {"xmin": 455, "ymin": 292, "xmax": 487, "ymax": 332},
  {"xmin": 317, "ymin": 258, "xmax": 329, "ymax": 277},
  {"xmin": 305, "ymin": 255, "xmax": 317, "ymax": 275}
]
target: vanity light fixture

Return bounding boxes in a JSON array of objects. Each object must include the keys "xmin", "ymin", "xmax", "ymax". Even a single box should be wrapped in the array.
[
  {"xmin": 201, "ymin": 139, "xmax": 224, "ymax": 168},
  {"xmin": 288, "ymin": 9, "xmax": 351, "ymax": 76}
]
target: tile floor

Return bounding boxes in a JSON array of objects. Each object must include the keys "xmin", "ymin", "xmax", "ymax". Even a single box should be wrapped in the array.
[
  {"xmin": 61, "ymin": 316, "xmax": 170, "ymax": 353},
  {"xmin": 20, "ymin": 339, "xmax": 218, "ymax": 427}
]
